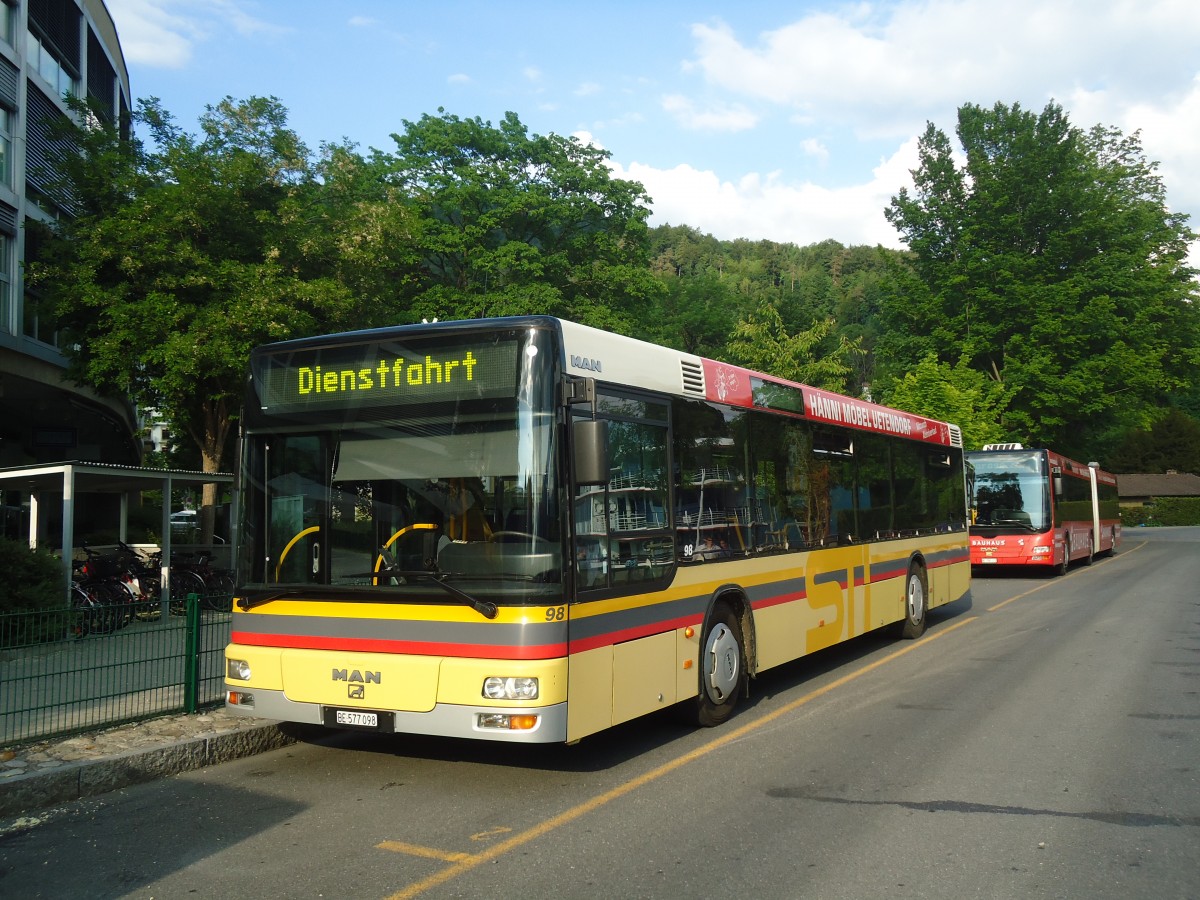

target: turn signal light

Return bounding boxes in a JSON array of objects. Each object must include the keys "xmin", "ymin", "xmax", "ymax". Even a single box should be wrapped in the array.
[{"xmin": 477, "ymin": 713, "xmax": 539, "ymax": 731}]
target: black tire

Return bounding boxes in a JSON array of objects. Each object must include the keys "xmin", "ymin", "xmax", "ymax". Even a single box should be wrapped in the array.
[
  {"xmin": 1082, "ymin": 532, "xmax": 1094, "ymax": 566},
  {"xmin": 1100, "ymin": 527, "xmax": 1117, "ymax": 558},
  {"xmin": 1057, "ymin": 537, "xmax": 1071, "ymax": 576},
  {"xmin": 898, "ymin": 564, "xmax": 928, "ymax": 639},
  {"xmin": 73, "ymin": 584, "xmax": 120, "ymax": 635},
  {"xmin": 134, "ymin": 575, "xmax": 163, "ymax": 620},
  {"xmin": 70, "ymin": 585, "xmax": 100, "ymax": 638},
  {"xmin": 169, "ymin": 569, "xmax": 207, "ymax": 615},
  {"xmin": 692, "ymin": 602, "xmax": 745, "ymax": 727},
  {"xmin": 202, "ymin": 571, "xmax": 236, "ymax": 612}
]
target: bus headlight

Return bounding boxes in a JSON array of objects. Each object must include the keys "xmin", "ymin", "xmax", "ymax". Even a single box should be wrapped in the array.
[
  {"xmin": 227, "ymin": 658, "xmax": 252, "ymax": 681},
  {"xmin": 482, "ymin": 676, "xmax": 539, "ymax": 701}
]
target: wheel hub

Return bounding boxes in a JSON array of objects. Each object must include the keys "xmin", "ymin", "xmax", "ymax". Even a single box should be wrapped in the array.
[{"xmin": 705, "ymin": 623, "xmax": 740, "ymax": 702}]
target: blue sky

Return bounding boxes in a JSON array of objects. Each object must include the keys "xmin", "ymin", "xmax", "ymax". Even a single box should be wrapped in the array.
[{"xmin": 105, "ymin": 0, "xmax": 1200, "ymax": 265}]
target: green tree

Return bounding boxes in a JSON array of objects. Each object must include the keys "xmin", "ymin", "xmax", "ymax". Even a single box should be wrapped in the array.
[
  {"xmin": 882, "ymin": 100, "xmax": 1200, "ymax": 458},
  {"xmin": 724, "ymin": 302, "xmax": 863, "ymax": 393},
  {"xmin": 1108, "ymin": 408, "xmax": 1200, "ymax": 473},
  {"xmin": 633, "ymin": 273, "xmax": 741, "ymax": 357},
  {"xmin": 33, "ymin": 97, "xmax": 383, "ymax": 528},
  {"xmin": 376, "ymin": 109, "xmax": 663, "ymax": 331},
  {"xmin": 879, "ymin": 353, "xmax": 1010, "ymax": 450}
]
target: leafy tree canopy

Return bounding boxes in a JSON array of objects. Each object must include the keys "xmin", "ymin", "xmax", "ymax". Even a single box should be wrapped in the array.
[
  {"xmin": 724, "ymin": 302, "xmax": 864, "ymax": 394},
  {"xmin": 32, "ymin": 96, "xmax": 380, "ymax": 484},
  {"xmin": 34, "ymin": 101, "xmax": 665, "ymax": 495},
  {"xmin": 1107, "ymin": 408, "xmax": 1200, "ymax": 474},
  {"xmin": 373, "ymin": 109, "xmax": 663, "ymax": 330},
  {"xmin": 879, "ymin": 353, "xmax": 1010, "ymax": 450},
  {"xmin": 881, "ymin": 100, "xmax": 1200, "ymax": 458}
]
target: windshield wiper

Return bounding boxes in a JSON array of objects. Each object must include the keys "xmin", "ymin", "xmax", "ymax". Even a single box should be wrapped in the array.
[
  {"xmin": 236, "ymin": 588, "xmax": 308, "ymax": 612},
  {"xmin": 361, "ymin": 567, "xmax": 499, "ymax": 619}
]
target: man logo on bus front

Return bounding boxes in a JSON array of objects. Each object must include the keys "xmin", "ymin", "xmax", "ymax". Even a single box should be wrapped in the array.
[{"xmin": 348, "ymin": 684, "xmax": 365, "ymax": 699}]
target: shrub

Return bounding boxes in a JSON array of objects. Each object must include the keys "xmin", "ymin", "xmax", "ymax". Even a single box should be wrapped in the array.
[
  {"xmin": 0, "ymin": 537, "xmax": 66, "ymax": 612},
  {"xmin": 1120, "ymin": 498, "xmax": 1200, "ymax": 527},
  {"xmin": 1147, "ymin": 497, "xmax": 1200, "ymax": 526}
]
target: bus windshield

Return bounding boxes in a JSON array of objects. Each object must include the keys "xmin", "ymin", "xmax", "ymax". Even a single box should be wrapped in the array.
[
  {"xmin": 236, "ymin": 327, "xmax": 561, "ymax": 605},
  {"xmin": 969, "ymin": 451, "xmax": 1050, "ymax": 532}
]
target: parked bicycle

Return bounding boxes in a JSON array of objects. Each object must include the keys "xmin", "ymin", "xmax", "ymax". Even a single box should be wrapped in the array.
[
  {"xmin": 70, "ymin": 553, "xmax": 125, "ymax": 637},
  {"xmin": 114, "ymin": 540, "xmax": 164, "ymax": 620},
  {"xmin": 170, "ymin": 550, "xmax": 236, "ymax": 612}
]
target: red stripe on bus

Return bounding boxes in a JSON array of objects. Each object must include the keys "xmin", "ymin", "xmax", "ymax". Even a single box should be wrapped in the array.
[{"xmin": 230, "ymin": 631, "xmax": 567, "ymax": 660}]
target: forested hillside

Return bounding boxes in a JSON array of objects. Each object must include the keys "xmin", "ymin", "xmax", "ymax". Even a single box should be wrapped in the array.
[{"xmin": 34, "ymin": 98, "xmax": 1200, "ymax": 470}]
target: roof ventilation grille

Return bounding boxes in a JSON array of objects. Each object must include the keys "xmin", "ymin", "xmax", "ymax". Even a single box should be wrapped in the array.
[{"xmin": 680, "ymin": 360, "xmax": 705, "ymax": 396}]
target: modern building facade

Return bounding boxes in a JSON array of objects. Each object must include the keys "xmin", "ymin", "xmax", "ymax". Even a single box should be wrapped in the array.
[{"xmin": 0, "ymin": 0, "xmax": 140, "ymax": 477}]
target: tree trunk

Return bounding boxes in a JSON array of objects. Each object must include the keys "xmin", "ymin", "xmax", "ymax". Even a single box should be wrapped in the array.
[{"xmin": 196, "ymin": 397, "xmax": 233, "ymax": 545}]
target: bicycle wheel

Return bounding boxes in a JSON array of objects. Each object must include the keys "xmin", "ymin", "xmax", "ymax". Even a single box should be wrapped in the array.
[
  {"xmin": 70, "ymin": 585, "xmax": 99, "ymax": 638},
  {"xmin": 134, "ymin": 574, "xmax": 163, "ymax": 620},
  {"xmin": 202, "ymin": 570, "xmax": 237, "ymax": 612},
  {"xmin": 74, "ymin": 584, "xmax": 120, "ymax": 635},
  {"xmin": 169, "ymin": 569, "xmax": 207, "ymax": 616}
]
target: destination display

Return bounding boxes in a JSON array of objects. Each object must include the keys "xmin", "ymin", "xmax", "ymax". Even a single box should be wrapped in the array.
[{"xmin": 253, "ymin": 337, "xmax": 521, "ymax": 413}]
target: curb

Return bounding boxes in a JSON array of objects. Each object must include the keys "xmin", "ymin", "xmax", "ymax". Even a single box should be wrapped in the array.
[{"xmin": 0, "ymin": 721, "xmax": 296, "ymax": 820}]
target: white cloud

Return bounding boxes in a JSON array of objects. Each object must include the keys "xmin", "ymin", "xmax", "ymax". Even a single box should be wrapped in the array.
[
  {"xmin": 686, "ymin": 1, "xmax": 1200, "ymax": 140},
  {"xmin": 799, "ymin": 138, "xmax": 829, "ymax": 166},
  {"xmin": 661, "ymin": 94, "xmax": 758, "ymax": 132},
  {"xmin": 106, "ymin": 0, "xmax": 287, "ymax": 68},
  {"xmin": 105, "ymin": 0, "xmax": 200, "ymax": 68},
  {"xmin": 656, "ymin": 0, "xmax": 1200, "ymax": 264},
  {"xmin": 612, "ymin": 137, "xmax": 918, "ymax": 249}
]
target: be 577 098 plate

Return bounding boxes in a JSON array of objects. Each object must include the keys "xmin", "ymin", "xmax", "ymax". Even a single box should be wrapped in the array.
[{"xmin": 323, "ymin": 708, "xmax": 395, "ymax": 730}]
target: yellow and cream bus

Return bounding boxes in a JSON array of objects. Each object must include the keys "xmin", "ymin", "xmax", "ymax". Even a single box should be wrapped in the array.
[{"xmin": 224, "ymin": 316, "xmax": 971, "ymax": 742}]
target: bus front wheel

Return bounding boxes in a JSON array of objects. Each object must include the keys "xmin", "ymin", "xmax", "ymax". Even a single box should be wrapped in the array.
[
  {"xmin": 898, "ymin": 564, "xmax": 928, "ymax": 639},
  {"xmin": 693, "ymin": 602, "xmax": 744, "ymax": 727},
  {"xmin": 1057, "ymin": 538, "xmax": 1071, "ymax": 576}
]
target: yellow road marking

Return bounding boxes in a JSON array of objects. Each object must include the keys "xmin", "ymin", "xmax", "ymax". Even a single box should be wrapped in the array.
[
  {"xmin": 381, "ymin": 615, "xmax": 978, "ymax": 899},
  {"xmin": 377, "ymin": 841, "xmax": 472, "ymax": 863},
  {"xmin": 469, "ymin": 827, "xmax": 512, "ymax": 842}
]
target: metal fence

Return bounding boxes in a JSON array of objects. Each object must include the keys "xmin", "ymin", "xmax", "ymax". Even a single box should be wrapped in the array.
[{"xmin": 0, "ymin": 597, "xmax": 230, "ymax": 748}]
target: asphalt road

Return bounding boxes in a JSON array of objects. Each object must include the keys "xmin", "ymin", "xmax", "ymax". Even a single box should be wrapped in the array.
[{"xmin": 2, "ymin": 527, "xmax": 1197, "ymax": 899}]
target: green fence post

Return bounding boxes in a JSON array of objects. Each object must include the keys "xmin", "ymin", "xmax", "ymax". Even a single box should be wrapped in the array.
[{"xmin": 184, "ymin": 593, "xmax": 201, "ymax": 712}]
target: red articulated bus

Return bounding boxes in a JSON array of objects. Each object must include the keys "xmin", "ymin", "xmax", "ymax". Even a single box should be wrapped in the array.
[{"xmin": 967, "ymin": 444, "xmax": 1120, "ymax": 574}]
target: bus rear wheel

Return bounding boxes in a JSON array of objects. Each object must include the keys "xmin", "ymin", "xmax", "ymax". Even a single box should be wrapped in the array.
[
  {"xmin": 692, "ymin": 602, "xmax": 744, "ymax": 727},
  {"xmin": 898, "ymin": 564, "xmax": 928, "ymax": 639}
]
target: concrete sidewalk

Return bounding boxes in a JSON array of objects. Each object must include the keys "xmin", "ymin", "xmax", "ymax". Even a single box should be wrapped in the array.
[{"xmin": 0, "ymin": 709, "xmax": 296, "ymax": 821}]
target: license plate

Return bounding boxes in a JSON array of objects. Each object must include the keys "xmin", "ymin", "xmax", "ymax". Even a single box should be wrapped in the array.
[
  {"xmin": 323, "ymin": 708, "xmax": 394, "ymax": 731},
  {"xmin": 981, "ymin": 558, "xmax": 997, "ymax": 564}
]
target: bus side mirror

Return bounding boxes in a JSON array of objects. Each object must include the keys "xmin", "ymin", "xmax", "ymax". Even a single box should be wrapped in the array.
[
  {"xmin": 573, "ymin": 420, "xmax": 610, "ymax": 485},
  {"xmin": 1053, "ymin": 472, "xmax": 1063, "ymax": 497}
]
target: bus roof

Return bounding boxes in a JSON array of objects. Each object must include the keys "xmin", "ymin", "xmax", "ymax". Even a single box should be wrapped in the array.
[
  {"xmin": 252, "ymin": 316, "xmax": 963, "ymax": 449},
  {"xmin": 966, "ymin": 446, "xmax": 1117, "ymax": 485}
]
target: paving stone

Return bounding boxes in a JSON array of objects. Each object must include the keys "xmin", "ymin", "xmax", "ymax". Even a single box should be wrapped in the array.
[{"xmin": 0, "ymin": 709, "xmax": 297, "ymax": 821}]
